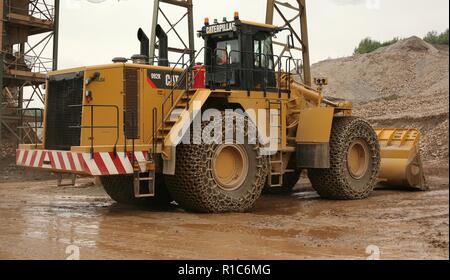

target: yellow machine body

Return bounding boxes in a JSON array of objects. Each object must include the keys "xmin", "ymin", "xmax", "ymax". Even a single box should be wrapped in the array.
[
  {"xmin": 16, "ymin": 16, "xmax": 426, "ymax": 193},
  {"xmin": 16, "ymin": 61, "xmax": 426, "ymax": 192}
]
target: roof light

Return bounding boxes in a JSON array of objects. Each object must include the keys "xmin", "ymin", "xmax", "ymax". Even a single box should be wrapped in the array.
[
  {"xmin": 204, "ymin": 17, "xmax": 209, "ymax": 25},
  {"xmin": 234, "ymin": 11, "xmax": 239, "ymax": 20}
]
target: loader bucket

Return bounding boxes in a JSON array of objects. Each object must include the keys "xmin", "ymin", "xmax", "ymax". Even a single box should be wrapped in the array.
[{"xmin": 376, "ymin": 129, "xmax": 428, "ymax": 191}]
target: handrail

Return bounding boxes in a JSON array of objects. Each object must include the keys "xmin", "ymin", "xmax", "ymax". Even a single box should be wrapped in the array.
[
  {"xmin": 223, "ymin": 49, "xmax": 294, "ymax": 95},
  {"xmin": 5, "ymin": 1, "xmax": 55, "ymax": 21},
  {"xmin": 160, "ymin": 47, "xmax": 210, "ymax": 146},
  {"xmin": 68, "ymin": 104, "xmax": 120, "ymax": 159},
  {"xmin": 2, "ymin": 51, "xmax": 53, "ymax": 74},
  {"xmin": 152, "ymin": 108, "xmax": 158, "ymax": 161},
  {"xmin": 156, "ymin": 45, "xmax": 298, "ymax": 148}
]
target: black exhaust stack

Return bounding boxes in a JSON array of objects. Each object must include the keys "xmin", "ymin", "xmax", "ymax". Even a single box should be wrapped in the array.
[
  {"xmin": 137, "ymin": 28, "xmax": 149, "ymax": 60},
  {"xmin": 155, "ymin": 24, "xmax": 169, "ymax": 67}
]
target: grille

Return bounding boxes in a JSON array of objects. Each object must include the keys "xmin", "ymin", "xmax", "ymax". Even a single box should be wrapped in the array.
[
  {"xmin": 45, "ymin": 72, "xmax": 84, "ymax": 151},
  {"xmin": 124, "ymin": 68, "xmax": 140, "ymax": 139}
]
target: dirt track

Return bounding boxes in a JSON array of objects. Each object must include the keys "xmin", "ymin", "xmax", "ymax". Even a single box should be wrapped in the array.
[{"xmin": 0, "ymin": 162, "xmax": 447, "ymax": 260}]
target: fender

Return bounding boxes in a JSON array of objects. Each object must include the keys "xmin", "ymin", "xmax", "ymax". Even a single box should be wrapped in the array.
[{"xmin": 296, "ymin": 107, "xmax": 335, "ymax": 168}]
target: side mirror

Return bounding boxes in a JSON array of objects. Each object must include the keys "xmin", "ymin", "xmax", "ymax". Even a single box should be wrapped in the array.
[
  {"xmin": 295, "ymin": 59, "xmax": 303, "ymax": 75},
  {"xmin": 287, "ymin": 34, "xmax": 295, "ymax": 49}
]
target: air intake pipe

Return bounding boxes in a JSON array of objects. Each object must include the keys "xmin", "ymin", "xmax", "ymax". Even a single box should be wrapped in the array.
[
  {"xmin": 137, "ymin": 28, "xmax": 149, "ymax": 61},
  {"xmin": 155, "ymin": 24, "xmax": 169, "ymax": 67}
]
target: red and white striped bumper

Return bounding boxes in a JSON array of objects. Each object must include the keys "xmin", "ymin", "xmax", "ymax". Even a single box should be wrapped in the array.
[{"xmin": 16, "ymin": 149, "xmax": 150, "ymax": 176}]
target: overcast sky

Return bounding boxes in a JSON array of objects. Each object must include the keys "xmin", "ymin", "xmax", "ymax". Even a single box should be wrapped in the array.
[{"xmin": 53, "ymin": 0, "xmax": 449, "ymax": 69}]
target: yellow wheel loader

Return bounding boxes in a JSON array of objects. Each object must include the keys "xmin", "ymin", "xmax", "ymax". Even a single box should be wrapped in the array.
[{"xmin": 16, "ymin": 14, "xmax": 427, "ymax": 213}]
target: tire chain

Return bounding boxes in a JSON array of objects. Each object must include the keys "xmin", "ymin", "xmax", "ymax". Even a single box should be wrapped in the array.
[
  {"xmin": 165, "ymin": 112, "xmax": 270, "ymax": 213},
  {"xmin": 308, "ymin": 117, "xmax": 381, "ymax": 200}
]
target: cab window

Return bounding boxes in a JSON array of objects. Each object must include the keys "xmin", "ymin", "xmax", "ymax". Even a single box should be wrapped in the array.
[
  {"xmin": 254, "ymin": 36, "xmax": 274, "ymax": 70},
  {"xmin": 216, "ymin": 39, "xmax": 240, "ymax": 65}
]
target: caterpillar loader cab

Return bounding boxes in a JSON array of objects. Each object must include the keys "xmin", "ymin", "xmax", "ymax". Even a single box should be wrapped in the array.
[
  {"xmin": 200, "ymin": 17, "xmax": 280, "ymax": 91},
  {"xmin": 16, "ymin": 11, "xmax": 427, "ymax": 213}
]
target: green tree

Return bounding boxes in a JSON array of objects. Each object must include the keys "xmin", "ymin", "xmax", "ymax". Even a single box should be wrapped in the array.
[
  {"xmin": 354, "ymin": 37, "xmax": 400, "ymax": 54},
  {"xmin": 424, "ymin": 29, "xmax": 449, "ymax": 45},
  {"xmin": 354, "ymin": 38, "xmax": 382, "ymax": 54}
]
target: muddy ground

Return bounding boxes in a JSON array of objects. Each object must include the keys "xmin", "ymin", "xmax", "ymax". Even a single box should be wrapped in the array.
[{"xmin": 0, "ymin": 161, "xmax": 447, "ymax": 260}]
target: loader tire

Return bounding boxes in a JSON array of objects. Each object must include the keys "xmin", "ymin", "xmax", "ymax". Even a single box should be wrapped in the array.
[
  {"xmin": 165, "ymin": 112, "xmax": 269, "ymax": 213},
  {"xmin": 101, "ymin": 175, "xmax": 172, "ymax": 208},
  {"xmin": 308, "ymin": 117, "xmax": 380, "ymax": 200}
]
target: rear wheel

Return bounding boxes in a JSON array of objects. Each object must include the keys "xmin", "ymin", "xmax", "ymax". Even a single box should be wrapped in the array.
[
  {"xmin": 165, "ymin": 112, "xmax": 269, "ymax": 213},
  {"xmin": 308, "ymin": 117, "xmax": 380, "ymax": 200},
  {"xmin": 101, "ymin": 175, "xmax": 173, "ymax": 208}
]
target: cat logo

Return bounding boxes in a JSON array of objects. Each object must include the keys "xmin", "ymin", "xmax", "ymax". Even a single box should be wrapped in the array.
[
  {"xmin": 165, "ymin": 74, "xmax": 180, "ymax": 87},
  {"xmin": 146, "ymin": 70, "xmax": 184, "ymax": 89},
  {"xmin": 206, "ymin": 22, "xmax": 236, "ymax": 34}
]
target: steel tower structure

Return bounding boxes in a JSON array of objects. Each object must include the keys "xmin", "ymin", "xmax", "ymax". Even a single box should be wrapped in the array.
[{"xmin": 0, "ymin": 0, "xmax": 59, "ymax": 145}]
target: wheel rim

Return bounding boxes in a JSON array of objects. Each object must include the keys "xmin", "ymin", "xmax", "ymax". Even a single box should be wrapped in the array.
[
  {"xmin": 212, "ymin": 145, "xmax": 249, "ymax": 191},
  {"xmin": 347, "ymin": 139, "xmax": 370, "ymax": 180}
]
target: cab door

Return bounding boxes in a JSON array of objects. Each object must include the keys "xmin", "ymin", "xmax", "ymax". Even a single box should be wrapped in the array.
[{"xmin": 253, "ymin": 34, "xmax": 276, "ymax": 90}]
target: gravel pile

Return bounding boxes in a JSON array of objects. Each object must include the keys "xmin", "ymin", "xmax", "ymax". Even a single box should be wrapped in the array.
[
  {"xmin": 312, "ymin": 36, "xmax": 449, "ymax": 103},
  {"xmin": 312, "ymin": 36, "xmax": 449, "ymax": 161},
  {"xmin": 353, "ymin": 93, "xmax": 449, "ymax": 161}
]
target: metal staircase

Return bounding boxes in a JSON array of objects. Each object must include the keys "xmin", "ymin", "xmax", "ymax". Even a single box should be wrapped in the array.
[
  {"xmin": 267, "ymin": 99, "xmax": 297, "ymax": 188},
  {"xmin": 133, "ymin": 170, "xmax": 156, "ymax": 198},
  {"xmin": 132, "ymin": 50, "xmax": 207, "ymax": 198},
  {"xmin": 152, "ymin": 49, "xmax": 207, "ymax": 150},
  {"xmin": 131, "ymin": 138, "xmax": 157, "ymax": 198},
  {"xmin": 155, "ymin": 87, "xmax": 197, "ymax": 148},
  {"xmin": 267, "ymin": 100, "xmax": 283, "ymax": 187}
]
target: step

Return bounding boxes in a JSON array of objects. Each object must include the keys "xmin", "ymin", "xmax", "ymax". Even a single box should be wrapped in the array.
[
  {"xmin": 270, "ymin": 184, "xmax": 283, "ymax": 188},
  {"xmin": 134, "ymin": 173, "xmax": 156, "ymax": 198},
  {"xmin": 164, "ymin": 120, "xmax": 177, "ymax": 125},
  {"xmin": 160, "ymin": 126, "xmax": 173, "ymax": 132},
  {"xmin": 175, "ymin": 102, "xmax": 189, "ymax": 108},
  {"xmin": 139, "ymin": 177, "xmax": 155, "ymax": 181},
  {"xmin": 270, "ymin": 160, "xmax": 283, "ymax": 164},
  {"xmin": 158, "ymin": 129, "xmax": 169, "ymax": 135},
  {"xmin": 280, "ymin": 147, "xmax": 296, "ymax": 153},
  {"xmin": 183, "ymin": 92, "xmax": 195, "ymax": 97}
]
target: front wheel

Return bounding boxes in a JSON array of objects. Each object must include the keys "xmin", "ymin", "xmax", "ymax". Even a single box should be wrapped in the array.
[
  {"xmin": 164, "ymin": 112, "xmax": 269, "ymax": 213},
  {"xmin": 308, "ymin": 117, "xmax": 381, "ymax": 200}
]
